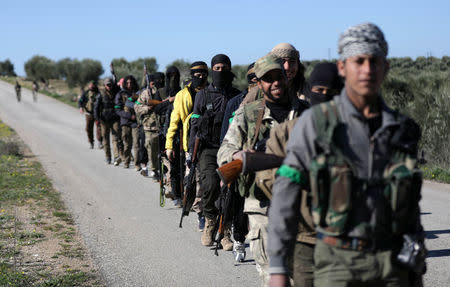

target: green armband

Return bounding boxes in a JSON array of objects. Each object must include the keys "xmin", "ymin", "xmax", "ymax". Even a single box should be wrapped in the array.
[
  {"xmin": 191, "ymin": 114, "xmax": 200, "ymax": 119},
  {"xmin": 135, "ymin": 101, "xmax": 142, "ymax": 105},
  {"xmin": 276, "ymin": 164, "xmax": 305, "ymax": 185}
]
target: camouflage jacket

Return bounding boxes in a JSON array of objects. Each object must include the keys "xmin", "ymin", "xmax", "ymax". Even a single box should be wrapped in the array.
[
  {"xmin": 135, "ymin": 88, "xmax": 160, "ymax": 132},
  {"xmin": 256, "ymin": 118, "xmax": 316, "ymax": 244},
  {"xmin": 78, "ymin": 90, "xmax": 99, "ymax": 114},
  {"xmin": 217, "ymin": 98, "xmax": 301, "ymax": 214}
]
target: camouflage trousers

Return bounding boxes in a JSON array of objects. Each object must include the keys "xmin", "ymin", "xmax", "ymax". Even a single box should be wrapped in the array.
[
  {"xmin": 247, "ymin": 213, "xmax": 269, "ymax": 287},
  {"xmin": 121, "ymin": 126, "xmax": 139, "ymax": 166},
  {"xmin": 314, "ymin": 240, "xmax": 411, "ymax": 287},
  {"xmin": 144, "ymin": 131, "xmax": 159, "ymax": 172},
  {"xmin": 85, "ymin": 114, "xmax": 102, "ymax": 145},
  {"xmin": 291, "ymin": 242, "xmax": 314, "ymax": 287},
  {"xmin": 101, "ymin": 120, "xmax": 121, "ymax": 161}
]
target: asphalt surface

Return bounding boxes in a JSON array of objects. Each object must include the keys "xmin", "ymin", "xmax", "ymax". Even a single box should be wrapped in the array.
[{"xmin": 0, "ymin": 80, "xmax": 449, "ymax": 287}]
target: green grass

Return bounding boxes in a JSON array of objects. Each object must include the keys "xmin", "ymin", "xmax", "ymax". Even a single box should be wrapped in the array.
[
  {"xmin": 422, "ymin": 166, "xmax": 450, "ymax": 183},
  {"xmin": 0, "ymin": 119, "xmax": 103, "ymax": 287},
  {"xmin": 0, "ymin": 264, "xmax": 98, "ymax": 287}
]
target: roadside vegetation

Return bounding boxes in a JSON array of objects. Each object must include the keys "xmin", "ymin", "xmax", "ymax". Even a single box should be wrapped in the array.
[{"xmin": 0, "ymin": 120, "xmax": 104, "ymax": 286}]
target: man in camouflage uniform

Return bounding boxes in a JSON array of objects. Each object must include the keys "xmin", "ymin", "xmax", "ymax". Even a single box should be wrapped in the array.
[
  {"xmin": 217, "ymin": 54, "xmax": 307, "ymax": 286},
  {"xmin": 79, "ymin": 81, "xmax": 103, "ymax": 149},
  {"xmin": 94, "ymin": 77, "xmax": 122, "ymax": 164},
  {"xmin": 268, "ymin": 23, "xmax": 425, "ymax": 287},
  {"xmin": 135, "ymin": 75, "xmax": 164, "ymax": 177},
  {"xmin": 256, "ymin": 62, "xmax": 344, "ymax": 287}
]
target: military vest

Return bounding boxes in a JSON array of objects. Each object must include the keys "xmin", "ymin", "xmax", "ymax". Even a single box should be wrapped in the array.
[
  {"xmin": 238, "ymin": 99, "xmax": 298, "ymax": 200},
  {"xmin": 85, "ymin": 91, "xmax": 97, "ymax": 113},
  {"xmin": 309, "ymin": 101, "xmax": 422, "ymax": 237}
]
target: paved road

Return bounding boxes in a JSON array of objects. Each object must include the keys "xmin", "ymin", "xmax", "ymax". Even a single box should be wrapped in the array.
[
  {"xmin": 0, "ymin": 81, "xmax": 261, "ymax": 287},
  {"xmin": 1, "ymin": 80, "xmax": 449, "ymax": 286}
]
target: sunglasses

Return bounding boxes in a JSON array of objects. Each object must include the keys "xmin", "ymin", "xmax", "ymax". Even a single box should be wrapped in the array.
[{"xmin": 261, "ymin": 73, "xmax": 283, "ymax": 83}]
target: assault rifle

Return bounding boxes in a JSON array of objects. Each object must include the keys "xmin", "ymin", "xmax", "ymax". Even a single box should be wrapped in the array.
[
  {"xmin": 216, "ymin": 152, "xmax": 285, "ymax": 185},
  {"xmin": 179, "ymin": 137, "xmax": 200, "ymax": 228},
  {"xmin": 144, "ymin": 63, "xmax": 150, "ymax": 91},
  {"xmin": 158, "ymin": 133, "xmax": 166, "ymax": 207},
  {"xmin": 213, "ymin": 183, "xmax": 232, "ymax": 256}
]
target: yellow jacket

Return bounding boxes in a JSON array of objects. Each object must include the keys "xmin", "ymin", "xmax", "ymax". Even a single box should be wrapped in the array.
[{"xmin": 165, "ymin": 84, "xmax": 194, "ymax": 152}]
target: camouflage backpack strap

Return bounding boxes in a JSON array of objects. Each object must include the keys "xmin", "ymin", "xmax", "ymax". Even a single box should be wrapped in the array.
[
  {"xmin": 313, "ymin": 100, "xmax": 340, "ymax": 152},
  {"xmin": 250, "ymin": 99, "xmax": 266, "ymax": 149}
]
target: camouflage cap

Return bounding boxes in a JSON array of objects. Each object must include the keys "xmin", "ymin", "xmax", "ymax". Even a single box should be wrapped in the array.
[
  {"xmin": 104, "ymin": 78, "xmax": 113, "ymax": 85},
  {"xmin": 254, "ymin": 54, "xmax": 283, "ymax": 79}
]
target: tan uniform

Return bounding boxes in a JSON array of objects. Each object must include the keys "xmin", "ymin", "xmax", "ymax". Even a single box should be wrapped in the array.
[{"xmin": 135, "ymin": 88, "xmax": 160, "ymax": 172}]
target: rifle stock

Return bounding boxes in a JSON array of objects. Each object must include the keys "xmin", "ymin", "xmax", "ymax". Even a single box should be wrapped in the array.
[
  {"xmin": 217, "ymin": 160, "xmax": 243, "ymax": 186},
  {"xmin": 217, "ymin": 152, "xmax": 285, "ymax": 185},
  {"xmin": 148, "ymin": 99, "xmax": 162, "ymax": 106}
]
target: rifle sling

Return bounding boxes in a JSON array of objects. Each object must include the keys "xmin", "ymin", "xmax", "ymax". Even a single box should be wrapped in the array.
[{"xmin": 250, "ymin": 99, "xmax": 266, "ymax": 149}]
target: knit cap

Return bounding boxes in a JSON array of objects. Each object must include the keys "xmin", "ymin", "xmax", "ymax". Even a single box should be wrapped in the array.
[{"xmin": 270, "ymin": 43, "xmax": 299, "ymax": 59}]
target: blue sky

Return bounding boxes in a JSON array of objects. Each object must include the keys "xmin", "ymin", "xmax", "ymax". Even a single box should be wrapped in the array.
[{"xmin": 2, "ymin": 0, "xmax": 449, "ymax": 76}]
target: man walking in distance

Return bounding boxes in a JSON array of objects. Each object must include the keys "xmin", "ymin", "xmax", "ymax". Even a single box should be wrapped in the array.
[
  {"xmin": 268, "ymin": 23, "xmax": 426, "ymax": 287},
  {"xmin": 94, "ymin": 78, "xmax": 122, "ymax": 165},
  {"xmin": 189, "ymin": 54, "xmax": 241, "ymax": 247},
  {"xmin": 15, "ymin": 80, "xmax": 21, "ymax": 102},
  {"xmin": 165, "ymin": 61, "xmax": 209, "ymax": 225},
  {"xmin": 79, "ymin": 81, "xmax": 103, "ymax": 149},
  {"xmin": 115, "ymin": 75, "xmax": 139, "ymax": 169},
  {"xmin": 218, "ymin": 54, "xmax": 307, "ymax": 285},
  {"xmin": 32, "ymin": 80, "xmax": 39, "ymax": 102}
]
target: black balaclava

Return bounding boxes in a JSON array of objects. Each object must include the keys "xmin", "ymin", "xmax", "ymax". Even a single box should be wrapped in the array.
[
  {"xmin": 154, "ymin": 72, "xmax": 165, "ymax": 89},
  {"xmin": 190, "ymin": 61, "xmax": 208, "ymax": 90},
  {"xmin": 246, "ymin": 62, "xmax": 256, "ymax": 84},
  {"xmin": 165, "ymin": 66, "xmax": 181, "ymax": 97},
  {"xmin": 306, "ymin": 62, "xmax": 343, "ymax": 106},
  {"xmin": 211, "ymin": 54, "xmax": 234, "ymax": 89}
]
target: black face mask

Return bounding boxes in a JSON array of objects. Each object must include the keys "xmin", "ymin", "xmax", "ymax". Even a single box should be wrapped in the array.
[
  {"xmin": 307, "ymin": 92, "xmax": 334, "ymax": 106},
  {"xmin": 155, "ymin": 80, "xmax": 164, "ymax": 89},
  {"xmin": 212, "ymin": 70, "xmax": 233, "ymax": 89},
  {"xmin": 191, "ymin": 76, "xmax": 207, "ymax": 90},
  {"xmin": 168, "ymin": 77, "xmax": 176, "ymax": 89}
]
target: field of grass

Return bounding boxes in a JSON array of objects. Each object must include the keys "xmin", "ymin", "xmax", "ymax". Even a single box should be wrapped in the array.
[{"xmin": 0, "ymin": 120, "xmax": 104, "ymax": 287}]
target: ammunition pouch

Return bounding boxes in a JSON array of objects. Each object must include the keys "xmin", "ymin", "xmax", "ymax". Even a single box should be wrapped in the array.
[
  {"xmin": 198, "ymin": 109, "xmax": 223, "ymax": 145},
  {"xmin": 384, "ymin": 156, "xmax": 422, "ymax": 235},
  {"xmin": 310, "ymin": 153, "xmax": 352, "ymax": 236}
]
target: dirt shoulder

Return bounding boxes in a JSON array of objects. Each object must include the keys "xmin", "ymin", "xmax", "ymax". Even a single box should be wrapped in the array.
[{"xmin": 0, "ymin": 120, "xmax": 105, "ymax": 286}]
